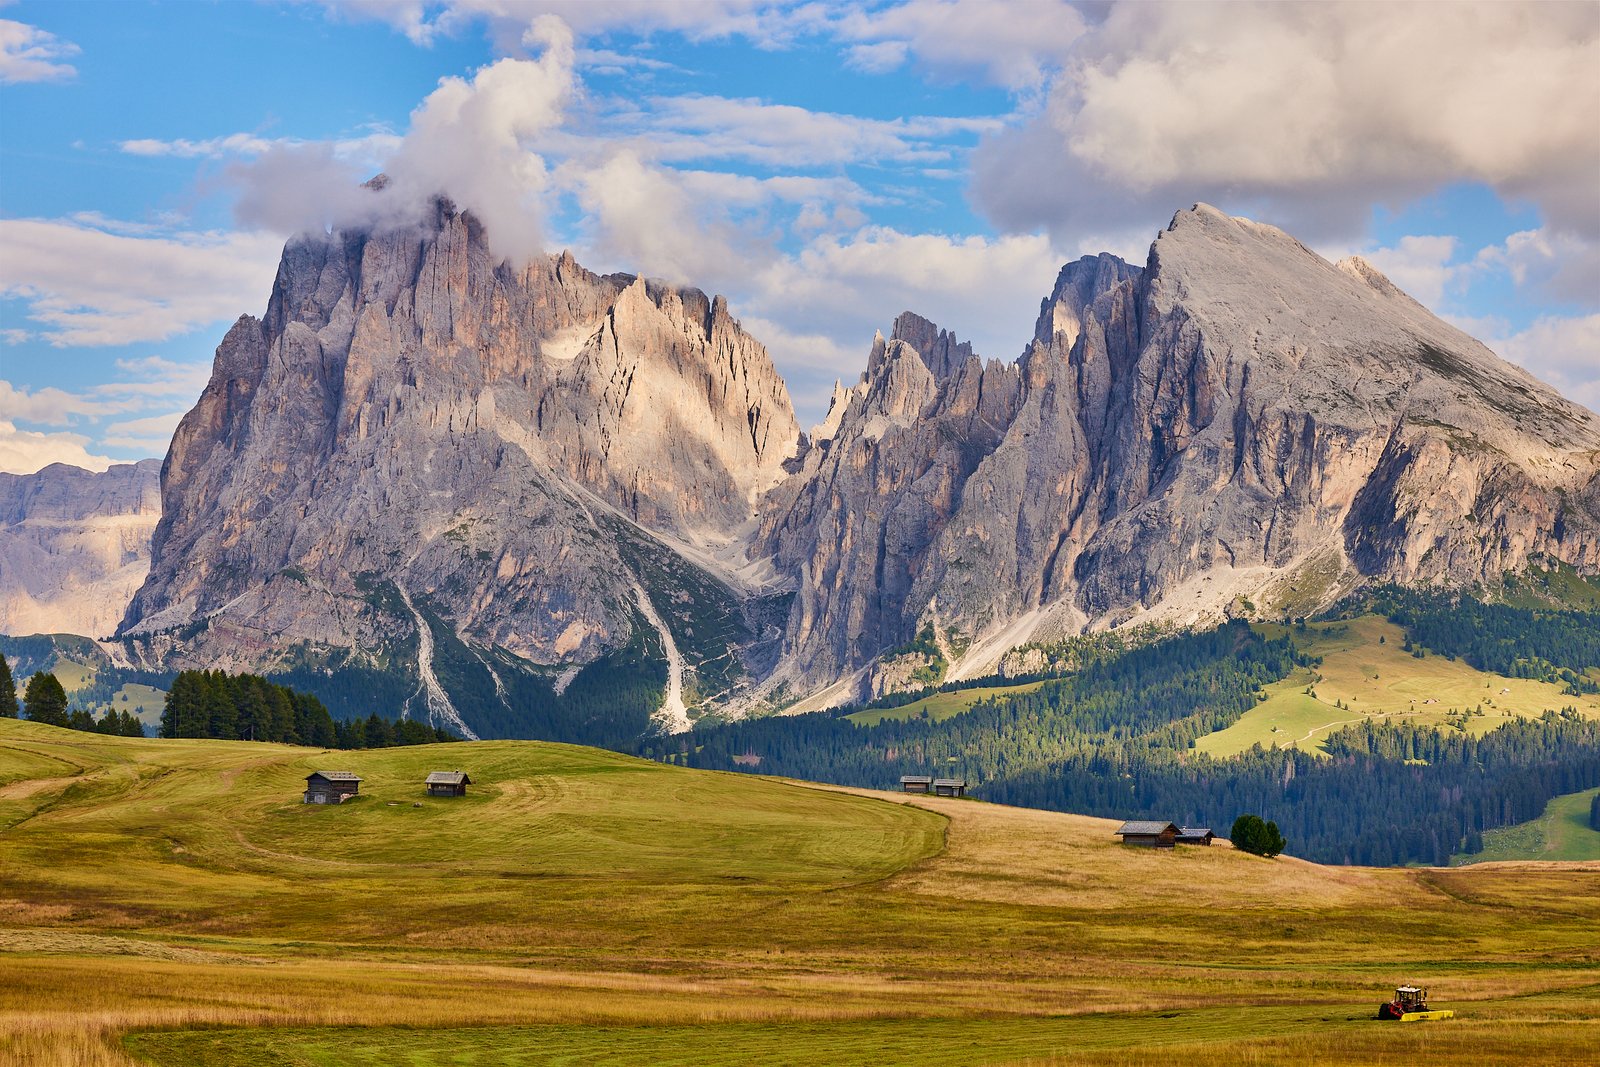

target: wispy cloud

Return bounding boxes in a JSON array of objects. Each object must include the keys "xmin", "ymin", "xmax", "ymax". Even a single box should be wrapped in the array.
[
  {"xmin": 0, "ymin": 18, "xmax": 79, "ymax": 84},
  {"xmin": 0, "ymin": 217, "xmax": 282, "ymax": 347}
]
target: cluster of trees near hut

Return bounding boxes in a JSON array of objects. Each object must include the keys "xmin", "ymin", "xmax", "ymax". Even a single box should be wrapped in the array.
[
  {"xmin": 0, "ymin": 654, "xmax": 145, "ymax": 736},
  {"xmin": 672, "ymin": 617, "xmax": 1600, "ymax": 868},
  {"xmin": 160, "ymin": 670, "xmax": 459, "ymax": 749}
]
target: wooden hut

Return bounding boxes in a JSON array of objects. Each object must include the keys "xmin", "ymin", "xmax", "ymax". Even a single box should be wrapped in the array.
[
  {"xmin": 304, "ymin": 771, "xmax": 362, "ymax": 805},
  {"xmin": 1176, "ymin": 827, "xmax": 1215, "ymax": 846},
  {"xmin": 1114, "ymin": 820, "xmax": 1180, "ymax": 848},
  {"xmin": 900, "ymin": 775, "xmax": 932, "ymax": 794},
  {"xmin": 425, "ymin": 770, "xmax": 471, "ymax": 797},
  {"xmin": 933, "ymin": 777, "xmax": 967, "ymax": 797}
]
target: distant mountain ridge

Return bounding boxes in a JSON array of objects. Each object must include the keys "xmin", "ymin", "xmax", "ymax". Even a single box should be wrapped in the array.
[
  {"xmin": 8, "ymin": 202, "xmax": 1597, "ymax": 736},
  {"xmin": 0, "ymin": 459, "xmax": 161, "ymax": 640}
]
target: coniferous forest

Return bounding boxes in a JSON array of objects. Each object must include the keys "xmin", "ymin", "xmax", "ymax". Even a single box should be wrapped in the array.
[
  {"xmin": 668, "ymin": 618, "xmax": 1600, "ymax": 867},
  {"xmin": 160, "ymin": 670, "xmax": 459, "ymax": 749}
]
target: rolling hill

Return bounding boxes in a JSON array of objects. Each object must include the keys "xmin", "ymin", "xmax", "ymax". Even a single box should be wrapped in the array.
[{"xmin": 2, "ymin": 718, "xmax": 1598, "ymax": 1065}]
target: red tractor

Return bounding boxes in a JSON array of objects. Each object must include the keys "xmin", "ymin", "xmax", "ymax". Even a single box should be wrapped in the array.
[{"xmin": 1378, "ymin": 985, "xmax": 1453, "ymax": 1021}]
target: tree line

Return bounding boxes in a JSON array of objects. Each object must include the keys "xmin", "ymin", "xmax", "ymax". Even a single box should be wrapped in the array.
[{"xmin": 160, "ymin": 670, "xmax": 460, "ymax": 748}]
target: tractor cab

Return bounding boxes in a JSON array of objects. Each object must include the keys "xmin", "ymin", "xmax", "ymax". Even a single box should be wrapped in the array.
[{"xmin": 1379, "ymin": 984, "xmax": 1453, "ymax": 1021}]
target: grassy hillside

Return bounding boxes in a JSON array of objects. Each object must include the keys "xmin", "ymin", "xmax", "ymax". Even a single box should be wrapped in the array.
[
  {"xmin": 1453, "ymin": 786, "xmax": 1600, "ymax": 865},
  {"xmin": 1195, "ymin": 616, "xmax": 1600, "ymax": 757},
  {"xmin": 3, "ymin": 720, "xmax": 1599, "ymax": 1065}
]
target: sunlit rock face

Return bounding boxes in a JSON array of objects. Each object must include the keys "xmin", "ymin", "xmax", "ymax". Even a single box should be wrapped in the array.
[
  {"xmin": 758, "ymin": 206, "xmax": 1600, "ymax": 694},
  {"xmin": 122, "ymin": 200, "xmax": 799, "ymax": 732},
  {"xmin": 118, "ymin": 200, "xmax": 1600, "ymax": 722}
]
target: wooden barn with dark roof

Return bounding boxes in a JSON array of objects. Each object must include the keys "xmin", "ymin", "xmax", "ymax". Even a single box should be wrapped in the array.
[
  {"xmin": 425, "ymin": 771, "xmax": 471, "ymax": 797},
  {"xmin": 1113, "ymin": 820, "xmax": 1180, "ymax": 848},
  {"xmin": 303, "ymin": 771, "xmax": 362, "ymax": 805}
]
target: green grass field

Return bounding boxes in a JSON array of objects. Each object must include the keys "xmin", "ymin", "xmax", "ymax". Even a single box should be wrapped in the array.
[
  {"xmin": 1195, "ymin": 616, "xmax": 1600, "ymax": 757},
  {"xmin": 2, "ymin": 717, "xmax": 1599, "ymax": 1066},
  {"xmin": 845, "ymin": 680, "xmax": 1047, "ymax": 725},
  {"xmin": 1453, "ymin": 787, "xmax": 1600, "ymax": 865}
]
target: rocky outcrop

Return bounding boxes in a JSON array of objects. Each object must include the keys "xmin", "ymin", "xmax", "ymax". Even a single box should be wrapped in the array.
[
  {"xmin": 122, "ymin": 198, "xmax": 799, "ymax": 736},
  {"xmin": 759, "ymin": 206, "xmax": 1600, "ymax": 694},
  {"xmin": 0, "ymin": 460, "xmax": 161, "ymax": 639},
  {"xmin": 119, "ymin": 198, "xmax": 1600, "ymax": 726}
]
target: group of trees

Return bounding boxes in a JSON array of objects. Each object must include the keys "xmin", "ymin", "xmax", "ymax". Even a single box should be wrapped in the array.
[
  {"xmin": 0, "ymin": 655, "xmax": 145, "ymax": 736},
  {"xmin": 1229, "ymin": 813, "xmax": 1286, "ymax": 857},
  {"xmin": 1591, "ymin": 791, "xmax": 1600, "ymax": 833},
  {"xmin": 160, "ymin": 670, "xmax": 459, "ymax": 749}
]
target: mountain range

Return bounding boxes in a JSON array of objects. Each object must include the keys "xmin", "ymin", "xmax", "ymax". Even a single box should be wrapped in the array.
[{"xmin": 9, "ymin": 201, "xmax": 1599, "ymax": 739}]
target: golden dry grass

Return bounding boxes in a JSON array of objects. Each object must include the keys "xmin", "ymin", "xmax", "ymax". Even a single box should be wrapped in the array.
[{"xmin": 2, "ymin": 719, "xmax": 1598, "ymax": 1065}]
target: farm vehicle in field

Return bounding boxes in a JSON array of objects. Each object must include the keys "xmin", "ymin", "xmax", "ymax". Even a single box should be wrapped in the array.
[{"xmin": 1377, "ymin": 985, "xmax": 1454, "ymax": 1021}]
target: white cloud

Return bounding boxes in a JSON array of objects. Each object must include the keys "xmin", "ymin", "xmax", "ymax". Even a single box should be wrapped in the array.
[
  {"xmin": 121, "ymin": 129, "xmax": 400, "ymax": 162},
  {"xmin": 0, "ymin": 18, "xmax": 79, "ymax": 84},
  {"xmin": 973, "ymin": 1, "xmax": 1600, "ymax": 244},
  {"xmin": 0, "ymin": 381, "xmax": 137, "ymax": 425},
  {"xmin": 1474, "ymin": 227, "xmax": 1600, "ymax": 309},
  {"xmin": 740, "ymin": 226, "xmax": 1066, "ymax": 421},
  {"xmin": 316, "ymin": 0, "xmax": 785, "ymax": 49},
  {"xmin": 0, "ymin": 420, "xmax": 113, "ymax": 475},
  {"xmin": 833, "ymin": 0, "xmax": 1089, "ymax": 90},
  {"xmin": 629, "ymin": 94, "xmax": 999, "ymax": 168},
  {"xmin": 99, "ymin": 410, "xmax": 186, "ymax": 452},
  {"xmin": 103, "ymin": 357, "xmax": 213, "ymax": 399},
  {"xmin": 0, "ymin": 218, "xmax": 283, "ymax": 347}
]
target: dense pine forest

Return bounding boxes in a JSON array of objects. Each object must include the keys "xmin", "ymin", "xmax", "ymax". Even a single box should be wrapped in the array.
[
  {"xmin": 160, "ymin": 670, "xmax": 459, "ymax": 749},
  {"xmin": 670, "ymin": 615, "xmax": 1600, "ymax": 867}
]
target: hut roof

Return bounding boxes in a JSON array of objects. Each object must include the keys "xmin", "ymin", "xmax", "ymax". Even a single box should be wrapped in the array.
[
  {"xmin": 900, "ymin": 775, "xmax": 933, "ymax": 784},
  {"xmin": 1115, "ymin": 820, "xmax": 1179, "ymax": 836},
  {"xmin": 307, "ymin": 771, "xmax": 362, "ymax": 783},
  {"xmin": 933, "ymin": 778, "xmax": 966, "ymax": 788},
  {"xmin": 1177, "ymin": 826, "xmax": 1214, "ymax": 838},
  {"xmin": 425, "ymin": 771, "xmax": 471, "ymax": 786}
]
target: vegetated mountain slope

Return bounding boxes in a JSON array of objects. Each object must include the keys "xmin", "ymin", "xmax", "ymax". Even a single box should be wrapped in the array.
[
  {"xmin": 121, "ymin": 196, "xmax": 800, "ymax": 739},
  {"xmin": 0, "ymin": 460, "xmax": 161, "ymax": 640},
  {"xmin": 761, "ymin": 205, "xmax": 1600, "ymax": 695}
]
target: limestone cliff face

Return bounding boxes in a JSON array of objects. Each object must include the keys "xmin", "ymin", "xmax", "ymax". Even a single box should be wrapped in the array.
[
  {"xmin": 119, "ymin": 199, "xmax": 1600, "ymax": 725},
  {"xmin": 0, "ymin": 460, "xmax": 162, "ymax": 639},
  {"xmin": 122, "ymin": 200, "xmax": 799, "ymax": 735},
  {"xmin": 760, "ymin": 206, "xmax": 1600, "ymax": 694}
]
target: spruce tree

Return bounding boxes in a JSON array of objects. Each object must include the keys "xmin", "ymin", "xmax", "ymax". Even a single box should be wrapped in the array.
[
  {"xmin": 1591, "ymin": 792, "xmax": 1600, "ymax": 834},
  {"xmin": 0, "ymin": 653, "xmax": 18, "ymax": 717},
  {"xmin": 23, "ymin": 672, "xmax": 69, "ymax": 727}
]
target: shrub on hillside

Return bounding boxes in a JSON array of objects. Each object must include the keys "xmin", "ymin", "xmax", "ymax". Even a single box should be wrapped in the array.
[{"xmin": 1230, "ymin": 813, "xmax": 1286, "ymax": 857}]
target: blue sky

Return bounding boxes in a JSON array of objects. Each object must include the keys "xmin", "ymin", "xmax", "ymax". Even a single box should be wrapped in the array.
[{"xmin": 1, "ymin": 0, "xmax": 1596, "ymax": 473}]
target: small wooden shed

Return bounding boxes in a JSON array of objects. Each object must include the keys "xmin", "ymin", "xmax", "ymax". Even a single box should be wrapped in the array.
[
  {"xmin": 900, "ymin": 775, "xmax": 932, "ymax": 794},
  {"xmin": 1176, "ymin": 826, "xmax": 1215, "ymax": 846},
  {"xmin": 304, "ymin": 771, "xmax": 362, "ymax": 805},
  {"xmin": 1114, "ymin": 820, "xmax": 1180, "ymax": 848},
  {"xmin": 933, "ymin": 777, "xmax": 967, "ymax": 797},
  {"xmin": 425, "ymin": 770, "xmax": 471, "ymax": 797}
]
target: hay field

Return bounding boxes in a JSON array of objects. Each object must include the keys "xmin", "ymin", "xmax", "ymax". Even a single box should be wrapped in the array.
[{"xmin": 2, "ymin": 718, "xmax": 1597, "ymax": 1066}]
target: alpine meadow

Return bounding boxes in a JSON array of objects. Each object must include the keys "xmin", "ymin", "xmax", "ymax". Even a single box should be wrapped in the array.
[{"xmin": 2, "ymin": 2, "xmax": 1599, "ymax": 1065}]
